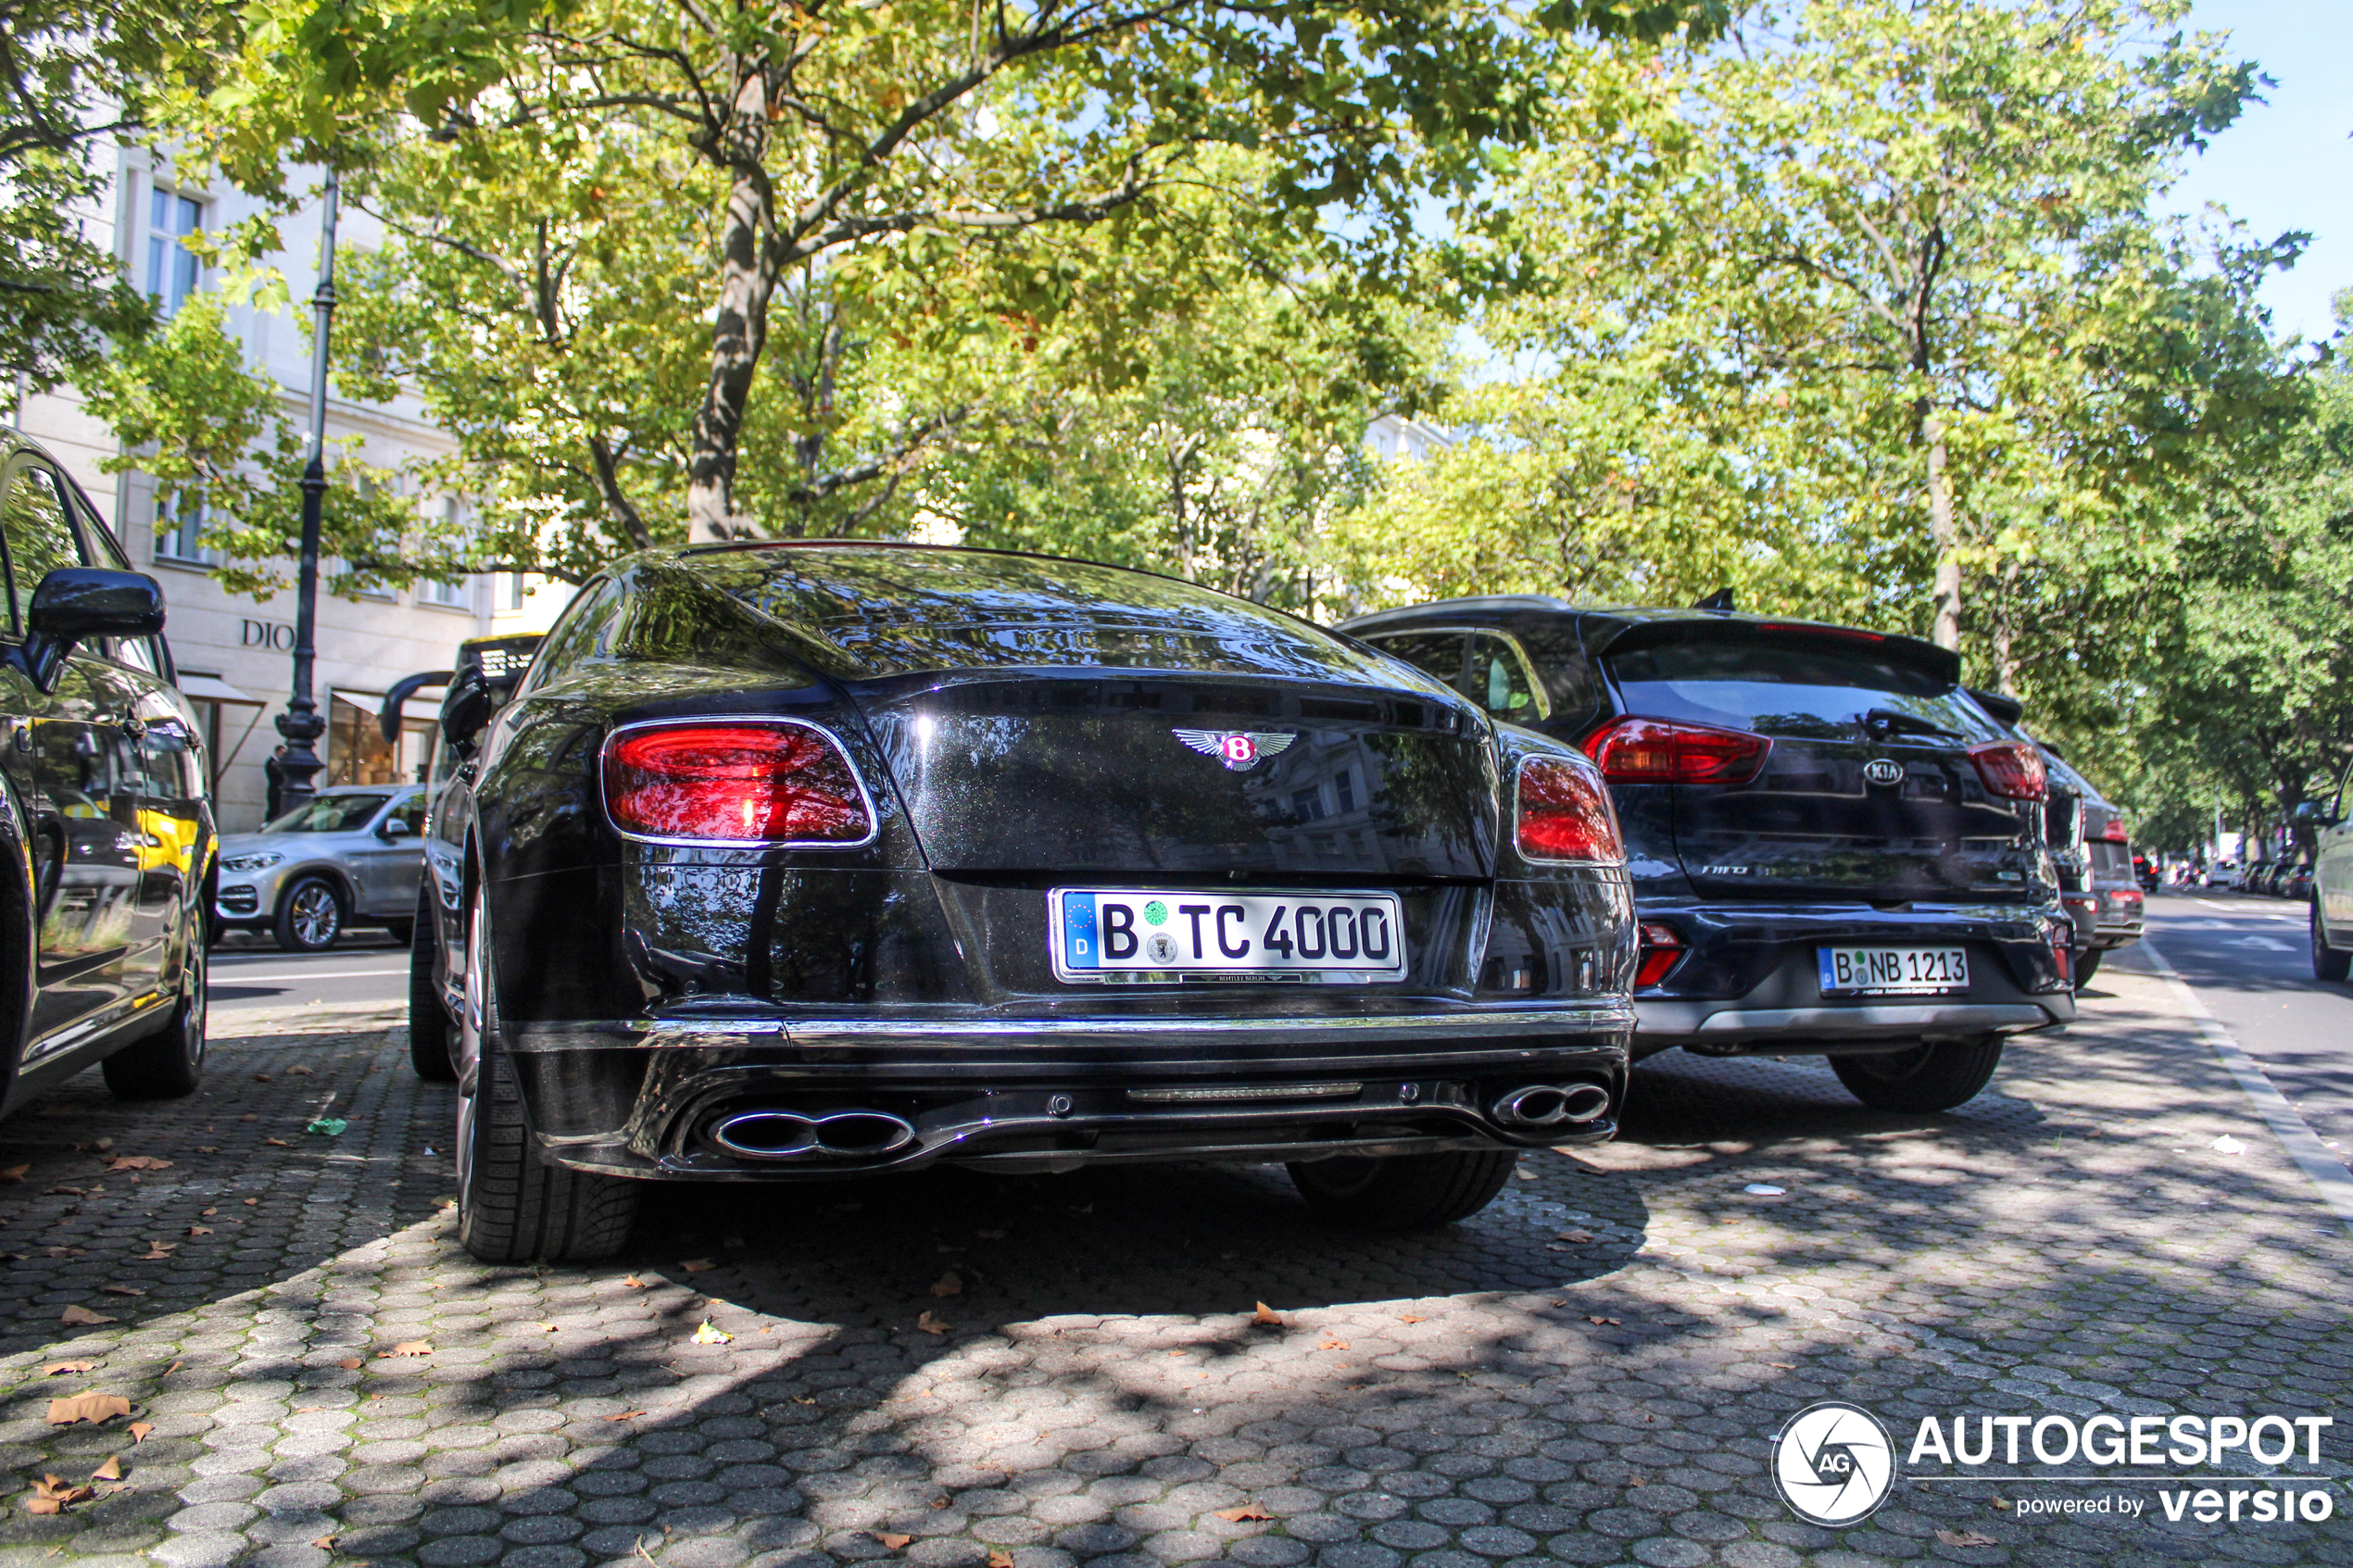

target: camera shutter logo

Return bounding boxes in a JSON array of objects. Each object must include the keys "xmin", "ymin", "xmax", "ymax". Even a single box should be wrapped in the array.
[
  {"xmin": 1863, "ymin": 758, "xmax": 1905, "ymax": 786},
  {"xmin": 1772, "ymin": 1401, "xmax": 1896, "ymax": 1526}
]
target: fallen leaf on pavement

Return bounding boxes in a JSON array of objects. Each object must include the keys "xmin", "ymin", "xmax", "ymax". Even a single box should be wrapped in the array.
[
  {"xmin": 199, "ymin": 1207, "xmax": 216, "ymax": 1216},
  {"xmin": 263, "ymin": 1137, "xmax": 290, "ymax": 1148},
  {"xmin": 1318, "ymin": 1338, "xmax": 1349, "ymax": 1351},
  {"xmin": 46, "ymin": 1247, "xmax": 86, "ymax": 1258},
  {"xmin": 535, "ymin": 1322, "xmax": 559, "ymax": 1333},
  {"xmin": 1937, "ymin": 1529, "xmax": 1996, "ymax": 1548},
  {"xmin": 1514, "ymin": 1169, "xmax": 1538, "ymax": 1181},
  {"xmin": 0, "ymin": 1164, "xmax": 26, "ymax": 1184},
  {"xmin": 1587, "ymin": 1316, "xmax": 1621, "ymax": 1326},
  {"xmin": 1252, "ymin": 1301, "xmax": 1284, "ymax": 1327},
  {"xmin": 126, "ymin": 1423, "xmax": 152, "ymax": 1443},
  {"xmin": 187, "ymin": 1225, "xmax": 212, "ymax": 1236},
  {"xmin": 58, "ymin": 1305, "xmax": 113, "ymax": 1325},
  {"xmin": 1992, "ymin": 1498, "xmax": 2011, "ymax": 1510},
  {"xmin": 337, "ymin": 1359, "xmax": 363, "ymax": 1370},
  {"xmin": 873, "ymin": 1533, "xmax": 912, "ymax": 1550},
  {"xmin": 311, "ymin": 1535, "xmax": 337, "ymax": 1550},
  {"xmin": 379, "ymin": 1341, "xmax": 433, "ymax": 1358},
  {"xmin": 1556, "ymin": 1229, "xmax": 1595, "ymax": 1244},
  {"xmin": 1629, "ymin": 1474, "xmax": 1649, "ymax": 1486},
  {"xmin": 605, "ymin": 1411, "xmax": 647, "ymax": 1422},
  {"xmin": 987, "ymin": 1551, "xmax": 1013, "ymax": 1568},
  {"xmin": 253, "ymin": 1073, "xmax": 271, "ymax": 1083},
  {"xmin": 137, "ymin": 1242, "xmax": 176, "ymax": 1261},
  {"xmin": 243, "ymin": 1198, "xmax": 257, "ymax": 1206},
  {"xmin": 105, "ymin": 1157, "xmax": 170, "ymax": 1172},
  {"xmin": 691, "ymin": 1321, "xmax": 732, "ymax": 1346},
  {"xmin": 930, "ymin": 1498, "xmax": 950, "ymax": 1510},
  {"xmin": 45, "ymin": 1393, "xmax": 131, "ymax": 1425},
  {"xmin": 101, "ymin": 1285, "xmax": 145, "ymax": 1297},
  {"xmin": 916, "ymin": 1311, "xmax": 950, "ymax": 1336},
  {"xmin": 1214, "ymin": 1505, "xmax": 1274, "ymax": 1522},
  {"xmin": 930, "ymin": 1272, "xmax": 962, "ymax": 1298},
  {"xmin": 195, "ymin": 1147, "xmax": 217, "ymax": 1154},
  {"xmin": 1767, "ymin": 1362, "xmax": 1794, "ymax": 1371},
  {"xmin": 41, "ymin": 1361, "xmax": 95, "ymax": 1376},
  {"xmin": 623, "ymin": 1275, "xmax": 648, "ymax": 1289},
  {"xmin": 90, "ymin": 1456, "xmax": 121, "ymax": 1482},
  {"xmin": 679, "ymin": 1258, "xmax": 715, "ymax": 1273},
  {"xmin": 289, "ymin": 1066, "xmax": 314, "ymax": 1076},
  {"xmin": 24, "ymin": 1474, "xmax": 94, "ymax": 1513},
  {"xmin": 1397, "ymin": 1314, "xmax": 1427, "ymax": 1324},
  {"xmin": 163, "ymin": 1361, "xmax": 181, "ymax": 1376}
]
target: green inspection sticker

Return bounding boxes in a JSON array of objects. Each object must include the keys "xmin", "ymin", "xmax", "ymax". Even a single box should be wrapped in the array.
[{"xmin": 1143, "ymin": 899, "xmax": 1168, "ymax": 925}]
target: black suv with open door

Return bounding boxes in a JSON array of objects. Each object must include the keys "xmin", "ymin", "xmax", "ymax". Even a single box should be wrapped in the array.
[{"xmin": 1340, "ymin": 597, "xmax": 2074, "ymax": 1111}]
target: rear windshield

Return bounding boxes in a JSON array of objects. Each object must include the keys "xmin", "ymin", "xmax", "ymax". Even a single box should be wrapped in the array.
[
  {"xmin": 1604, "ymin": 641, "xmax": 2003, "ymax": 742},
  {"xmin": 2086, "ymin": 841, "xmax": 2133, "ymax": 875}
]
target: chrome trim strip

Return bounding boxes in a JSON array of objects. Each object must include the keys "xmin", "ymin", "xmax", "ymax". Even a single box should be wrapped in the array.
[
  {"xmin": 1692, "ymin": 1003, "xmax": 2053, "ymax": 1035},
  {"xmin": 1125, "ymin": 1082, "xmax": 1364, "ymax": 1104},
  {"xmin": 659, "ymin": 1005, "xmax": 1627, "ymax": 1047},
  {"xmin": 598, "ymin": 715, "xmax": 882, "ymax": 850}
]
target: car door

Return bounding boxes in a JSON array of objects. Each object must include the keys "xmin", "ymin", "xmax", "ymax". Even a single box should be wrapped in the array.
[
  {"xmin": 349, "ymin": 790, "xmax": 426, "ymax": 915},
  {"xmin": 0, "ymin": 458, "xmax": 147, "ymax": 1047},
  {"xmin": 2323, "ymin": 760, "xmax": 2353, "ymax": 937}
]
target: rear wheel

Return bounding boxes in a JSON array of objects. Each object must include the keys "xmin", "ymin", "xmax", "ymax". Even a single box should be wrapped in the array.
[
  {"xmin": 455, "ymin": 885, "xmax": 637, "ymax": 1262},
  {"xmin": 2072, "ymin": 948, "xmax": 2103, "ymax": 991},
  {"xmin": 1287, "ymin": 1148, "xmax": 1516, "ymax": 1229},
  {"xmin": 2314, "ymin": 909, "xmax": 2350, "ymax": 983},
  {"xmin": 274, "ymin": 875, "xmax": 344, "ymax": 952},
  {"xmin": 409, "ymin": 886, "xmax": 456, "ymax": 1082},
  {"xmin": 1831, "ymin": 1036, "xmax": 2003, "ymax": 1112},
  {"xmin": 104, "ymin": 941, "xmax": 207, "ymax": 1099}
]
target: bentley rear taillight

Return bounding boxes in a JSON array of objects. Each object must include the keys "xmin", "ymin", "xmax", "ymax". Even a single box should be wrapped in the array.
[
  {"xmin": 1968, "ymin": 740, "xmax": 2048, "ymax": 801},
  {"xmin": 603, "ymin": 721, "xmax": 874, "ymax": 845},
  {"xmin": 1581, "ymin": 717, "xmax": 1771, "ymax": 785},
  {"xmin": 1516, "ymin": 756, "xmax": 1625, "ymax": 864}
]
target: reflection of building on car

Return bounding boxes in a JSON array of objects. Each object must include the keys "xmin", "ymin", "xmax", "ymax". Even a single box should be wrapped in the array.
[
  {"xmin": 1342, "ymin": 595, "xmax": 2076, "ymax": 1113},
  {"xmin": 0, "ymin": 429, "xmax": 211, "ymax": 1110},
  {"xmin": 210, "ymin": 786, "xmax": 427, "ymax": 951},
  {"xmin": 410, "ymin": 547, "xmax": 1635, "ymax": 1263}
]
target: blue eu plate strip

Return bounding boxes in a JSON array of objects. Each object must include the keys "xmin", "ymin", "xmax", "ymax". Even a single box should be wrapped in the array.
[{"xmin": 1063, "ymin": 893, "xmax": 1100, "ymax": 969}]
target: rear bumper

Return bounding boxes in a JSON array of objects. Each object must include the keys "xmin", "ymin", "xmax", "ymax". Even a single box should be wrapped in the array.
[
  {"xmin": 1625, "ymin": 899, "xmax": 2073, "ymax": 1057},
  {"xmin": 504, "ymin": 1003, "xmax": 1633, "ymax": 1179}
]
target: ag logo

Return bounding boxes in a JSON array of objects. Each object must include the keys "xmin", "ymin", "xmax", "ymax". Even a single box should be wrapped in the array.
[
  {"xmin": 1771, "ymin": 1401, "xmax": 1895, "ymax": 1525},
  {"xmin": 1174, "ymin": 728, "xmax": 1297, "ymax": 771},
  {"xmin": 1862, "ymin": 758, "xmax": 1905, "ymax": 786}
]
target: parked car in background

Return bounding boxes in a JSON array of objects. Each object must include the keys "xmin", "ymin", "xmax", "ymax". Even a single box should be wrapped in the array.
[
  {"xmin": 2285, "ymin": 862, "xmax": 2314, "ymax": 902},
  {"xmin": 1340, "ymin": 596, "xmax": 2074, "ymax": 1113},
  {"xmin": 2315, "ymin": 764, "xmax": 2353, "ymax": 980},
  {"xmin": 0, "ymin": 430, "xmax": 212, "ymax": 1108},
  {"xmin": 213, "ymin": 785, "xmax": 427, "ymax": 951},
  {"xmin": 416, "ymin": 546, "xmax": 1637, "ymax": 1261},
  {"xmin": 2075, "ymin": 797, "xmax": 2145, "ymax": 981}
]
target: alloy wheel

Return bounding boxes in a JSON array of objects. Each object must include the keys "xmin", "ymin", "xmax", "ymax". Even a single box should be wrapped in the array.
[
  {"xmin": 289, "ymin": 882, "xmax": 341, "ymax": 947},
  {"xmin": 182, "ymin": 941, "xmax": 208, "ymax": 1070},
  {"xmin": 455, "ymin": 887, "xmax": 484, "ymax": 1202}
]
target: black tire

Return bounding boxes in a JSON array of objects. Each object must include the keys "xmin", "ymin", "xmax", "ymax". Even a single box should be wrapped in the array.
[
  {"xmin": 1286, "ymin": 1148, "xmax": 1516, "ymax": 1229},
  {"xmin": 2072, "ymin": 948, "xmax": 2102, "ymax": 991},
  {"xmin": 409, "ymin": 886, "xmax": 456, "ymax": 1082},
  {"xmin": 103, "ymin": 940, "xmax": 207, "ymax": 1099},
  {"xmin": 273, "ymin": 874, "xmax": 345, "ymax": 952},
  {"xmin": 456, "ymin": 886, "xmax": 637, "ymax": 1262},
  {"xmin": 1831, "ymin": 1036, "xmax": 2003, "ymax": 1112},
  {"xmin": 2315, "ymin": 909, "xmax": 2351, "ymax": 983}
]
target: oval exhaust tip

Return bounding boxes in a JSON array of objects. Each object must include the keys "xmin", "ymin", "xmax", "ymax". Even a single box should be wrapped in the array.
[
  {"xmin": 812, "ymin": 1111, "xmax": 917, "ymax": 1156},
  {"xmin": 711, "ymin": 1111, "xmax": 819, "ymax": 1158},
  {"xmin": 1493, "ymin": 1083, "xmax": 1614, "ymax": 1128},
  {"xmin": 711, "ymin": 1109, "xmax": 918, "ymax": 1160},
  {"xmin": 1556, "ymin": 1083, "xmax": 1612, "ymax": 1123}
]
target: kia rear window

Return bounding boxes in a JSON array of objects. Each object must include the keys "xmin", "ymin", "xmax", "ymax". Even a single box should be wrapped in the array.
[{"xmin": 1603, "ymin": 641, "xmax": 2004, "ymax": 742}]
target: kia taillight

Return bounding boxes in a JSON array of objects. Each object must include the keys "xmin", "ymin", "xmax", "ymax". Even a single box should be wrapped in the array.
[
  {"xmin": 603, "ymin": 721, "xmax": 874, "ymax": 845},
  {"xmin": 1580, "ymin": 717, "xmax": 1771, "ymax": 785},
  {"xmin": 1516, "ymin": 756, "xmax": 1625, "ymax": 864},
  {"xmin": 1634, "ymin": 920, "xmax": 1685, "ymax": 988},
  {"xmin": 1967, "ymin": 739, "xmax": 2047, "ymax": 801}
]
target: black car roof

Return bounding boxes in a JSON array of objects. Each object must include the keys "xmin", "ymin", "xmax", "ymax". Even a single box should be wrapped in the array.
[{"xmin": 1339, "ymin": 598, "xmax": 1960, "ymax": 684}]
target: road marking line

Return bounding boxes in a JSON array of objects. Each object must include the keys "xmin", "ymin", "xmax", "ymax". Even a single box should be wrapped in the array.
[
  {"xmin": 209, "ymin": 968, "xmax": 406, "ymax": 984},
  {"xmin": 2140, "ymin": 935, "xmax": 2353, "ymax": 1241}
]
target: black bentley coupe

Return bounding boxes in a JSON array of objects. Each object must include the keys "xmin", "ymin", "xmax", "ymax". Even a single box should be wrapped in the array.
[{"xmin": 414, "ymin": 544, "xmax": 1636, "ymax": 1261}]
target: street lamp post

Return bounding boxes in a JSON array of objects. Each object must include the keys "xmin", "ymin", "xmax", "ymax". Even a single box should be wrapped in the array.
[{"xmin": 271, "ymin": 168, "xmax": 340, "ymax": 813}]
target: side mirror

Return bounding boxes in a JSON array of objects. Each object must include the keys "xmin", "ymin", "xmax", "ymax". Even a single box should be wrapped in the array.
[
  {"xmin": 439, "ymin": 666, "xmax": 494, "ymax": 758},
  {"xmin": 24, "ymin": 568, "xmax": 166, "ymax": 691},
  {"xmin": 2294, "ymin": 800, "xmax": 2343, "ymax": 828},
  {"xmin": 378, "ymin": 818, "xmax": 413, "ymax": 839}
]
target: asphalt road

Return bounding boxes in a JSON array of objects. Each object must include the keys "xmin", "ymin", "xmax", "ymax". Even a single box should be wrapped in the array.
[
  {"xmin": 207, "ymin": 931, "xmax": 409, "ymax": 1016},
  {"xmin": 2114, "ymin": 885, "xmax": 2353, "ymax": 1169}
]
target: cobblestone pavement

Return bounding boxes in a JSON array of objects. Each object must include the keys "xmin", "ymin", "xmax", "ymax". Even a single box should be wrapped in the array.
[{"xmin": 0, "ymin": 972, "xmax": 2345, "ymax": 1568}]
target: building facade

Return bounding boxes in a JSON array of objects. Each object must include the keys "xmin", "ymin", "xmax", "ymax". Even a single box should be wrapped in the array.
[{"xmin": 15, "ymin": 143, "xmax": 570, "ymax": 832}]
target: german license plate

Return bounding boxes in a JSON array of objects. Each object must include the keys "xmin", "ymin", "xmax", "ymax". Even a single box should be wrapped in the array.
[
  {"xmin": 1818, "ymin": 946, "xmax": 1969, "ymax": 997},
  {"xmin": 1052, "ymin": 889, "xmax": 1407, "ymax": 984}
]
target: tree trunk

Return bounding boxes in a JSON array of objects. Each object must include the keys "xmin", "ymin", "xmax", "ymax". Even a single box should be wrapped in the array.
[
  {"xmin": 1989, "ymin": 558, "xmax": 2020, "ymax": 693},
  {"xmin": 687, "ymin": 72, "xmax": 780, "ymax": 545},
  {"xmin": 1921, "ymin": 405, "xmax": 1961, "ymax": 652}
]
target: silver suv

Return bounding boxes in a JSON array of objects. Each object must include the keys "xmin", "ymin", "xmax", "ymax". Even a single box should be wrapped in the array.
[{"xmin": 213, "ymin": 786, "xmax": 427, "ymax": 951}]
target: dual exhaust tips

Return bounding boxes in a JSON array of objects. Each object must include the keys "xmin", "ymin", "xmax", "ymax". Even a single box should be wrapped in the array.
[{"xmin": 1491, "ymin": 1082, "xmax": 1613, "ymax": 1128}]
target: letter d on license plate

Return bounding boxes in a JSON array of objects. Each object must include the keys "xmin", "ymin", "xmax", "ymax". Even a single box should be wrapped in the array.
[{"xmin": 1053, "ymin": 888, "xmax": 1407, "ymax": 984}]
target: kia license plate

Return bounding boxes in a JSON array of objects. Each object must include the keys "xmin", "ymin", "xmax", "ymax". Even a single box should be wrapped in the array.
[
  {"xmin": 1818, "ymin": 946, "xmax": 1969, "ymax": 997},
  {"xmin": 1053, "ymin": 889, "xmax": 1407, "ymax": 984}
]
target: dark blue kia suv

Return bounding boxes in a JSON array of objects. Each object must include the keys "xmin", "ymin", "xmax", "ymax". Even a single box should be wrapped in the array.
[{"xmin": 1340, "ymin": 597, "xmax": 2075, "ymax": 1111}]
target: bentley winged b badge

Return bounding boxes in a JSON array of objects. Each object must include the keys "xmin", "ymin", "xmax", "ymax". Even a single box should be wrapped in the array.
[{"xmin": 1174, "ymin": 729, "xmax": 1297, "ymax": 771}]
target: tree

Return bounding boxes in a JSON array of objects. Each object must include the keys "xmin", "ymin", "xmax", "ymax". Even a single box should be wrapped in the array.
[
  {"xmin": 1335, "ymin": 0, "xmax": 2303, "ymax": 673},
  {"xmin": 166, "ymin": 0, "xmax": 1727, "ymax": 567}
]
